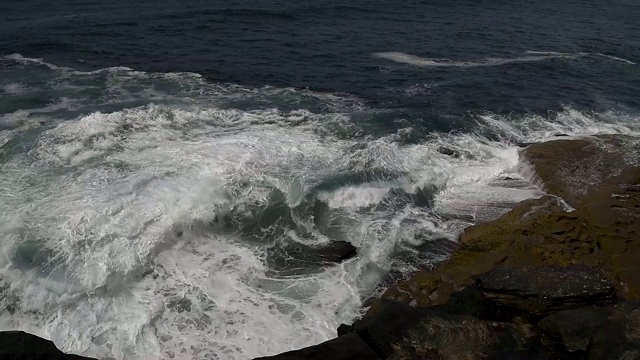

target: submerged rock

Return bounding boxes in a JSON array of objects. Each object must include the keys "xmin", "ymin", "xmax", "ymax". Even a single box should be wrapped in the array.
[
  {"xmin": 0, "ymin": 331, "xmax": 96, "ymax": 360},
  {"xmin": 317, "ymin": 240, "xmax": 358, "ymax": 262},
  {"xmin": 267, "ymin": 240, "xmax": 357, "ymax": 276}
]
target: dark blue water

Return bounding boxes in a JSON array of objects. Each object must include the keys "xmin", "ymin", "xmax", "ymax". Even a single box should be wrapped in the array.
[
  {"xmin": 1, "ymin": 1, "xmax": 640, "ymax": 359},
  {"xmin": 2, "ymin": 0, "xmax": 640, "ymax": 114}
]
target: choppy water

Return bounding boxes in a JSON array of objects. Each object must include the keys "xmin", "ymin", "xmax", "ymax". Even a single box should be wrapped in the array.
[{"xmin": 1, "ymin": 1, "xmax": 640, "ymax": 359}]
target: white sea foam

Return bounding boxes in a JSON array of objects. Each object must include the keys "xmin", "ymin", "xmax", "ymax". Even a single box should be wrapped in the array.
[
  {"xmin": 373, "ymin": 51, "xmax": 581, "ymax": 68},
  {"xmin": 476, "ymin": 107, "xmax": 640, "ymax": 143},
  {"xmin": 317, "ymin": 185, "xmax": 391, "ymax": 209},
  {"xmin": 2, "ymin": 83, "xmax": 28, "ymax": 95},
  {"xmin": 374, "ymin": 51, "xmax": 636, "ymax": 68}
]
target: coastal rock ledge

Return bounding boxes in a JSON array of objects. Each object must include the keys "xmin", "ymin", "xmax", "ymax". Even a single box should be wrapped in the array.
[
  {"xmin": 258, "ymin": 134, "xmax": 640, "ymax": 360},
  {"xmin": 0, "ymin": 331, "xmax": 96, "ymax": 360}
]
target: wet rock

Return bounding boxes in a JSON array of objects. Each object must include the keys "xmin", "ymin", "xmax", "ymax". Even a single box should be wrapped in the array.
[
  {"xmin": 477, "ymin": 265, "xmax": 616, "ymax": 316},
  {"xmin": 337, "ymin": 323, "xmax": 354, "ymax": 336},
  {"xmin": 254, "ymin": 332, "xmax": 381, "ymax": 360},
  {"xmin": 437, "ymin": 146, "xmax": 461, "ymax": 158},
  {"xmin": 320, "ymin": 240, "xmax": 357, "ymax": 262},
  {"xmin": 267, "ymin": 240, "xmax": 357, "ymax": 276},
  {"xmin": 429, "ymin": 284, "xmax": 486, "ymax": 318},
  {"xmin": 523, "ymin": 135, "xmax": 640, "ymax": 208},
  {"xmin": 0, "ymin": 331, "xmax": 96, "ymax": 360},
  {"xmin": 538, "ymin": 302, "xmax": 640, "ymax": 359},
  {"xmin": 353, "ymin": 300, "xmax": 550, "ymax": 360},
  {"xmin": 517, "ymin": 142, "xmax": 537, "ymax": 148},
  {"xmin": 366, "ymin": 271, "xmax": 455, "ymax": 315}
]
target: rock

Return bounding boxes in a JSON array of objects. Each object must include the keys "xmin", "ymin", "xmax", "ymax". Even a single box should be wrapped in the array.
[
  {"xmin": 0, "ymin": 331, "xmax": 96, "ymax": 360},
  {"xmin": 320, "ymin": 240, "xmax": 357, "ymax": 262},
  {"xmin": 336, "ymin": 323, "xmax": 354, "ymax": 336},
  {"xmin": 517, "ymin": 142, "xmax": 537, "ymax": 148},
  {"xmin": 437, "ymin": 146, "xmax": 461, "ymax": 158},
  {"xmin": 477, "ymin": 265, "xmax": 616, "ymax": 316},
  {"xmin": 353, "ymin": 300, "xmax": 551, "ymax": 360},
  {"xmin": 267, "ymin": 240, "xmax": 357, "ymax": 276},
  {"xmin": 253, "ymin": 332, "xmax": 381, "ymax": 360},
  {"xmin": 538, "ymin": 302, "xmax": 640, "ymax": 359},
  {"xmin": 523, "ymin": 135, "xmax": 640, "ymax": 208},
  {"xmin": 367, "ymin": 271, "xmax": 454, "ymax": 315},
  {"xmin": 428, "ymin": 284, "xmax": 486, "ymax": 318}
]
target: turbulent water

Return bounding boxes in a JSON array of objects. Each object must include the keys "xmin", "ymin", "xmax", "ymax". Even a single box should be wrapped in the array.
[{"xmin": 1, "ymin": 0, "xmax": 640, "ymax": 359}]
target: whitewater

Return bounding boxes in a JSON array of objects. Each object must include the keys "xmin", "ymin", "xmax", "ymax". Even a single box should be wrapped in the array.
[{"xmin": 1, "ymin": 55, "xmax": 639, "ymax": 360}]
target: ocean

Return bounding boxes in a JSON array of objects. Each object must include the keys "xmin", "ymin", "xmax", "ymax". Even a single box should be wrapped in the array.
[{"xmin": 1, "ymin": 0, "xmax": 639, "ymax": 359}]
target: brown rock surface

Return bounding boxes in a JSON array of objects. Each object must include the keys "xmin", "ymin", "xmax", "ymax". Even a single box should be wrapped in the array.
[{"xmin": 369, "ymin": 135, "xmax": 640, "ymax": 314}]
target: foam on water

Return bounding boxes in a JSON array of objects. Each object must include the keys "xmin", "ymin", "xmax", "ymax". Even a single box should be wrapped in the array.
[
  {"xmin": 316, "ymin": 185, "xmax": 391, "ymax": 209},
  {"xmin": 476, "ymin": 107, "xmax": 640, "ymax": 143},
  {"xmin": 1, "ymin": 56, "xmax": 639, "ymax": 360},
  {"xmin": 374, "ymin": 51, "xmax": 637, "ymax": 68}
]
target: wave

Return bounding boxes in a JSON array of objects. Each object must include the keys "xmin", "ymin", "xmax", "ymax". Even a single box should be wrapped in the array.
[
  {"xmin": 0, "ymin": 104, "xmax": 527, "ymax": 359},
  {"xmin": 373, "ymin": 51, "xmax": 636, "ymax": 68}
]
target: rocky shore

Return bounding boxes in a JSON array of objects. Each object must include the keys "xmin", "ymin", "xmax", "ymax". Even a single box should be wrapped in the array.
[
  {"xmin": 257, "ymin": 134, "xmax": 640, "ymax": 360},
  {"xmin": 0, "ymin": 331, "xmax": 95, "ymax": 359},
  {"xmin": 1, "ymin": 134, "xmax": 638, "ymax": 360}
]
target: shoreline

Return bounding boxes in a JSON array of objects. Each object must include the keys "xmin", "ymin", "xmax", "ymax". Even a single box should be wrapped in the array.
[
  {"xmin": 1, "ymin": 134, "xmax": 639, "ymax": 360},
  {"xmin": 257, "ymin": 133, "xmax": 640, "ymax": 360}
]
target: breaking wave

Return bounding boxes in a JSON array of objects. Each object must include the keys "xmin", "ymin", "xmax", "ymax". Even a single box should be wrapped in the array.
[{"xmin": 1, "ymin": 55, "xmax": 639, "ymax": 359}]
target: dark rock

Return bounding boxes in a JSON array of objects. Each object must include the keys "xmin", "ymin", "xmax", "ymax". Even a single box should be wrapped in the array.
[
  {"xmin": 437, "ymin": 146, "xmax": 461, "ymax": 158},
  {"xmin": 429, "ymin": 284, "xmax": 486, "ymax": 318},
  {"xmin": 539, "ymin": 305, "xmax": 607, "ymax": 354},
  {"xmin": 253, "ymin": 332, "xmax": 381, "ymax": 360},
  {"xmin": 353, "ymin": 300, "xmax": 551, "ymax": 360},
  {"xmin": 477, "ymin": 265, "xmax": 616, "ymax": 316},
  {"xmin": 267, "ymin": 240, "xmax": 357, "ymax": 276},
  {"xmin": 321, "ymin": 241, "xmax": 357, "ymax": 262},
  {"xmin": 0, "ymin": 331, "xmax": 96, "ymax": 360},
  {"xmin": 337, "ymin": 323, "xmax": 354, "ymax": 336},
  {"xmin": 538, "ymin": 302, "xmax": 640, "ymax": 359}
]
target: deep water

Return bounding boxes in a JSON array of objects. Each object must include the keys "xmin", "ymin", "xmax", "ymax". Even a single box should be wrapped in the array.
[{"xmin": 1, "ymin": 0, "xmax": 639, "ymax": 359}]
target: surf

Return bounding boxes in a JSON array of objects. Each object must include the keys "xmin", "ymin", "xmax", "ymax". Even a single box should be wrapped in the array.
[{"xmin": 1, "ymin": 56, "xmax": 639, "ymax": 359}]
